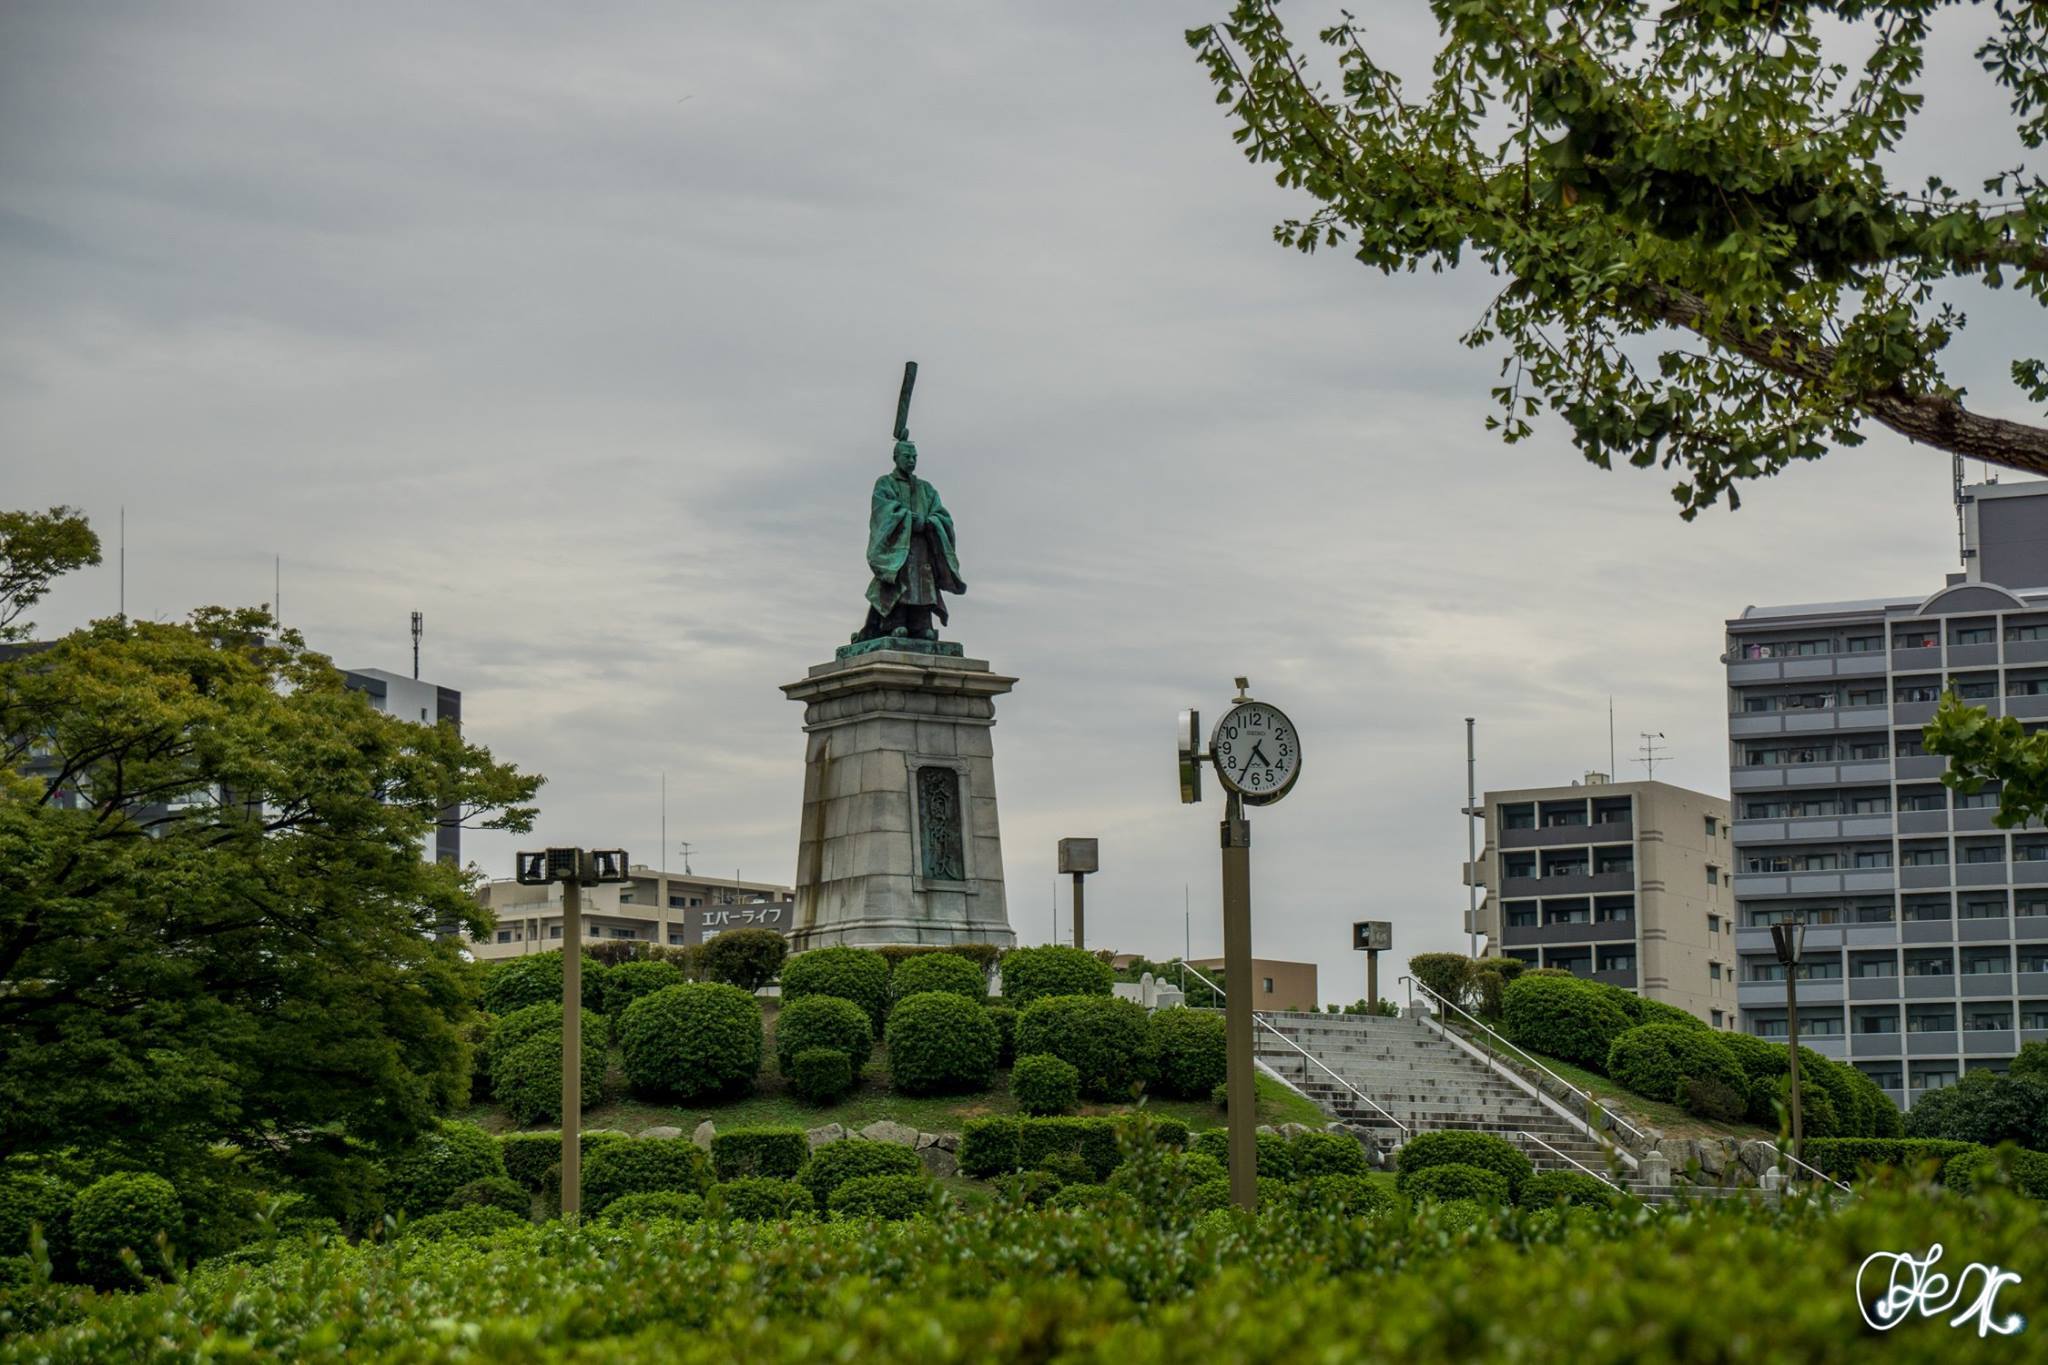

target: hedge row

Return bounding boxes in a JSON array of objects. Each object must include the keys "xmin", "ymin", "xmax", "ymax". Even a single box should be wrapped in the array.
[
  {"xmin": 959, "ymin": 1115, "xmax": 1191, "ymax": 1181},
  {"xmin": 477, "ymin": 936, "xmax": 790, "ymax": 1016}
]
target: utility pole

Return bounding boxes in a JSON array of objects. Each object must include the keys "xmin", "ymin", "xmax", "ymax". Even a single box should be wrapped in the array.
[
  {"xmin": 1771, "ymin": 922, "xmax": 1807, "ymax": 1168},
  {"xmin": 1465, "ymin": 718, "xmax": 1478, "ymax": 958}
]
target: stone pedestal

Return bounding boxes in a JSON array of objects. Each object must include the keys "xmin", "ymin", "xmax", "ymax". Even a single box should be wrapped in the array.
[{"xmin": 782, "ymin": 650, "xmax": 1017, "ymax": 950}]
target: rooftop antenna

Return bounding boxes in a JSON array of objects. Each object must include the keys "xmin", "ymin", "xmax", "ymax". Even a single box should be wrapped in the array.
[
  {"xmin": 1636, "ymin": 731, "xmax": 1669, "ymax": 781},
  {"xmin": 1954, "ymin": 452, "xmax": 1968, "ymax": 566},
  {"xmin": 118, "ymin": 506, "xmax": 125, "ymax": 621},
  {"xmin": 677, "ymin": 840, "xmax": 694, "ymax": 875},
  {"xmin": 660, "ymin": 770, "xmax": 667, "ymax": 879},
  {"xmin": 411, "ymin": 611, "xmax": 423, "ymax": 679},
  {"xmin": 1465, "ymin": 717, "xmax": 1478, "ymax": 958},
  {"xmin": 274, "ymin": 555, "xmax": 281, "ymax": 631},
  {"xmin": 1608, "ymin": 695, "xmax": 1616, "ymax": 778}
]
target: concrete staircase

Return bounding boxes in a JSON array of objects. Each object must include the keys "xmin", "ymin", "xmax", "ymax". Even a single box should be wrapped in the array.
[{"xmin": 1254, "ymin": 1010, "xmax": 1658, "ymax": 1195}]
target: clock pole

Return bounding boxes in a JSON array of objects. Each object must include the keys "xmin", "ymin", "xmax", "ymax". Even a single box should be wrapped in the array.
[{"xmin": 1219, "ymin": 788, "xmax": 1257, "ymax": 1211}]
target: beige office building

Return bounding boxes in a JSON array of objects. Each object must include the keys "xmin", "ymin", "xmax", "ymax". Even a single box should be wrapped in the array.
[
  {"xmin": 1188, "ymin": 956, "xmax": 1319, "ymax": 1013},
  {"xmin": 470, "ymin": 864, "xmax": 795, "ymax": 960},
  {"xmin": 1466, "ymin": 775, "xmax": 1736, "ymax": 1027}
]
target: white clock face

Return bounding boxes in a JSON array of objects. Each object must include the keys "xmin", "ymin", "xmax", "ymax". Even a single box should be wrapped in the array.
[{"xmin": 1211, "ymin": 702, "xmax": 1299, "ymax": 804}]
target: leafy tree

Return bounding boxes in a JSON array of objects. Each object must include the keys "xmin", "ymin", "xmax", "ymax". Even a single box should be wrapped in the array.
[
  {"xmin": 701, "ymin": 927, "xmax": 789, "ymax": 992},
  {"xmin": 0, "ymin": 507, "xmax": 100, "ymax": 642},
  {"xmin": 0, "ymin": 538, "xmax": 540, "ymax": 1208},
  {"xmin": 1189, "ymin": 2, "xmax": 2048, "ymax": 514}
]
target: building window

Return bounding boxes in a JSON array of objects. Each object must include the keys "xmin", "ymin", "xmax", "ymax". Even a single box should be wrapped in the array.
[
  {"xmin": 1596, "ymin": 947, "xmax": 1635, "ymax": 973},
  {"xmin": 1501, "ymin": 803, "xmax": 1536, "ymax": 830},
  {"xmin": 1803, "ymin": 1014, "xmax": 1845, "ymax": 1036},
  {"xmin": 1704, "ymin": 815, "xmax": 1718, "ymax": 837},
  {"xmin": 1960, "ymin": 898, "xmax": 2006, "ymax": 919},
  {"xmin": 1856, "ymin": 1010, "xmax": 1899, "ymax": 1034},
  {"xmin": 2017, "ymin": 840, "xmax": 2048, "ymax": 862},
  {"xmin": 1848, "ymin": 741, "xmax": 1889, "ymax": 760},
  {"xmin": 1856, "ymin": 903, "xmax": 1897, "ymax": 923},
  {"xmin": 496, "ymin": 930, "xmax": 513, "ymax": 943},
  {"xmin": 669, "ymin": 894, "xmax": 688, "ymax": 908},
  {"xmin": 1955, "ymin": 790, "xmax": 2000, "ymax": 809},
  {"xmin": 1851, "ymin": 955, "xmax": 1898, "ymax": 978},
  {"xmin": 2018, "ymin": 894, "xmax": 2048, "ymax": 917},
  {"xmin": 1860, "ymin": 1066, "xmax": 1904, "ymax": 1090},
  {"xmin": 1951, "ymin": 678, "xmax": 1997, "ymax": 700},
  {"xmin": 1707, "ymin": 913, "xmax": 1722, "ymax": 934},
  {"xmin": 619, "ymin": 892, "xmax": 635, "ymax": 903},
  {"xmin": 1965, "ymin": 1009, "xmax": 2012, "ymax": 1032},
  {"xmin": 1896, "ymin": 733, "xmax": 1929, "ymax": 757},
  {"xmin": 1846, "ymin": 635, "xmax": 1883, "ymax": 652},
  {"xmin": 1907, "ymin": 1008, "xmax": 1956, "ymax": 1033},
  {"xmin": 2007, "ymin": 623, "xmax": 2048, "ymax": 641},
  {"xmin": 1963, "ymin": 952, "xmax": 2011, "ymax": 975},
  {"xmin": 1853, "ymin": 850, "xmax": 1892, "ymax": 868},
  {"xmin": 1898, "ymin": 790, "xmax": 1944, "ymax": 812},
  {"xmin": 1711, "ymin": 1009, "xmax": 1724, "ymax": 1027},
  {"xmin": 1710, "ymin": 961, "xmax": 1723, "ymax": 981},
  {"xmin": 2019, "ymin": 950, "xmax": 2048, "ymax": 972},
  {"xmin": 1506, "ymin": 904, "xmax": 1538, "ymax": 928},
  {"xmin": 1901, "ymin": 846, "xmax": 1949, "ymax": 867},
  {"xmin": 1895, "ymin": 684, "xmax": 1942, "ymax": 703},
  {"xmin": 1905, "ymin": 954, "xmax": 1954, "ymax": 977},
  {"xmin": 1954, "ymin": 626, "xmax": 1995, "ymax": 646},
  {"xmin": 1962, "ymin": 843, "xmax": 2005, "ymax": 864},
  {"xmin": 1504, "ymin": 854, "xmax": 1537, "ymax": 879},
  {"xmin": 1262, "ymin": 977, "xmax": 1274, "ymax": 993},
  {"xmin": 1755, "ymin": 1019, "xmax": 1789, "ymax": 1038},
  {"xmin": 549, "ymin": 925, "xmax": 563, "ymax": 939},
  {"xmin": 1903, "ymin": 898, "xmax": 1950, "ymax": 922},
  {"xmin": 1894, "ymin": 631, "xmax": 1938, "ymax": 649},
  {"xmin": 1546, "ymin": 903, "xmax": 1591, "ymax": 926},
  {"xmin": 1594, "ymin": 900, "xmax": 1632, "ymax": 924},
  {"xmin": 1706, "ymin": 864, "xmax": 1720, "ymax": 885},
  {"xmin": 668, "ymin": 931, "xmax": 687, "ymax": 945},
  {"xmin": 1850, "ymin": 794, "xmax": 1891, "ymax": 814},
  {"xmin": 2021, "ymin": 1007, "xmax": 2048, "ymax": 1029},
  {"xmin": 1595, "ymin": 851, "xmax": 1633, "ymax": 875}
]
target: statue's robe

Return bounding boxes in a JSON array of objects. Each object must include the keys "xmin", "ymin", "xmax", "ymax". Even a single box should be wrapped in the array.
[{"xmin": 865, "ymin": 471, "xmax": 965, "ymax": 623}]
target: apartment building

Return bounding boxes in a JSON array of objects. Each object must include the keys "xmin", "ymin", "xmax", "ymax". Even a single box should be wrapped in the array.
[
  {"xmin": 342, "ymin": 667, "xmax": 461, "ymax": 864},
  {"xmin": 471, "ymin": 863, "xmax": 796, "ymax": 960},
  {"xmin": 1468, "ymin": 775, "xmax": 1735, "ymax": 1025},
  {"xmin": 1725, "ymin": 479, "xmax": 2048, "ymax": 1109}
]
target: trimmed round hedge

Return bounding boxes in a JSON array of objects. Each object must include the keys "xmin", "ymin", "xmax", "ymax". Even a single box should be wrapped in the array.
[
  {"xmin": 827, "ymin": 1173, "xmax": 941, "ymax": 1220},
  {"xmin": 1518, "ymin": 1170, "xmax": 1616, "ymax": 1208},
  {"xmin": 1296, "ymin": 1173, "xmax": 1392, "ymax": 1216},
  {"xmin": 490, "ymin": 1008, "xmax": 611, "ymax": 1125},
  {"xmin": 70, "ymin": 1172, "xmax": 180, "ymax": 1288},
  {"xmin": 499, "ymin": 1130, "xmax": 627, "ymax": 1191},
  {"xmin": 600, "ymin": 958, "xmax": 685, "ymax": 1019},
  {"xmin": 774, "ymin": 993, "xmax": 874, "ymax": 1074},
  {"xmin": 582, "ymin": 1138, "xmax": 714, "ymax": 1213},
  {"xmin": 480, "ymin": 951, "xmax": 605, "ymax": 1016},
  {"xmin": 385, "ymin": 1121, "xmax": 509, "ymax": 1218},
  {"xmin": 593, "ymin": 1191, "xmax": 704, "ymax": 1225},
  {"xmin": 0, "ymin": 1167, "xmax": 77, "ymax": 1268},
  {"xmin": 702, "ymin": 927, "xmax": 790, "ymax": 992},
  {"xmin": 1147, "ymin": 1007, "xmax": 1226, "ymax": 1099},
  {"xmin": 780, "ymin": 947, "xmax": 892, "ymax": 1031},
  {"xmin": 618, "ymin": 982, "xmax": 762, "ymax": 1102},
  {"xmin": 1011, "ymin": 1053, "xmax": 1080, "ymax": 1115},
  {"xmin": 891, "ymin": 951, "xmax": 987, "ymax": 1003},
  {"xmin": 445, "ymin": 1177, "xmax": 528, "ymax": 1216},
  {"xmin": 797, "ymin": 1139, "xmax": 923, "ymax": 1208},
  {"xmin": 998, "ymin": 945, "xmax": 1113, "ymax": 1006},
  {"xmin": 1398, "ymin": 1162, "xmax": 1510, "ymax": 1205},
  {"xmin": 1394, "ymin": 1131, "xmax": 1533, "ymax": 1200},
  {"xmin": 1606, "ymin": 1023, "xmax": 1745, "ymax": 1103},
  {"xmin": 886, "ymin": 992, "xmax": 999, "ymax": 1095},
  {"xmin": 789, "ymin": 1047, "xmax": 855, "ymax": 1103},
  {"xmin": 1290, "ymin": 1130, "xmax": 1368, "ymax": 1179},
  {"xmin": 1015, "ymin": 994, "xmax": 1153, "ymax": 1099},
  {"xmin": 710, "ymin": 1177, "xmax": 815, "ymax": 1221},
  {"xmin": 1191, "ymin": 1128, "xmax": 1295, "ymax": 1181},
  {"xmin": 1501, "ymin": 975, "xmax": 1631, "ymax": 1072}
]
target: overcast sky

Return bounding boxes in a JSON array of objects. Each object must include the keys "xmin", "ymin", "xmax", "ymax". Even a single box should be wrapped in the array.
[{"xmin": 5, "ymin": 1, "xmax": 2041, "ymax": 1000}]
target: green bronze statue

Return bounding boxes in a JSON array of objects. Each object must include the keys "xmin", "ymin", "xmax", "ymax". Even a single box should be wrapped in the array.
[{"xmin": 851, "ymin": 361, "xmax": 966, "ymax": 648}]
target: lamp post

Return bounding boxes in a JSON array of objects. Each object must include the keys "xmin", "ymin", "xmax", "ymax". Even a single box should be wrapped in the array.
[
  {"xmin": 514, "ymin": 846, "xmax": 630, "ymax": 1218},
  {"xmin": 1058, "ymin": 838, "xmax": 1099, "ymax": 950},
  {"xmin": 1770, "ymin": 920, "xmax": 1807, "ymax": 1167},
  {"xmin": 1353, "ymin": 920, "xmax": 1391, "ymax": 1011},
  {"xmin": 1178, "ymin": 678, "xmax": 1301, "ymax": 1212}
]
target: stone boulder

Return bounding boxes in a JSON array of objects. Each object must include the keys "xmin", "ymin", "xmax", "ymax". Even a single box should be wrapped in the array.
[
  {"xmin": 692, "ymin": 1120, "xmax": 716, "ymax": 1150},
  {"xmin": 1738, "ymin": 1140, "xmax": 1776, "ymax": 1179},
  {"xmin": 918, "ymin": 1144, "xmax": 959, "ymax": 1178},
  {"xmin": 860, "ymin": 1119, "xmax": 920, "ymax": 1147},
  {"xmin": 637, "ymin": 1126, "xmax": 684, "ymax": 1141},
  {"xmin": 806, "ymin": 1123, "xmax": 846, "ymax": 1150}
]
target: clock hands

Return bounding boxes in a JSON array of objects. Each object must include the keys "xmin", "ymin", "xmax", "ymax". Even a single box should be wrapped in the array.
[{"xmin": 1248, "ymin": 740, "xmax": 1273, "ymax": 769}]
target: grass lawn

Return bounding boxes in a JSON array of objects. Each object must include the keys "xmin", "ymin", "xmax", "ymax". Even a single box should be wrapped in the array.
[{"xmin": 460, "ymin": 999, "xmax": 1328, "ymax": 1136}]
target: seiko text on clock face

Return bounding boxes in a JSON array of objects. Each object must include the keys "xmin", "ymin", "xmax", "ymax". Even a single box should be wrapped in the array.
[{"xmin": 1210, "ymin": 702, "xmax": 1299, "ymax": 803}]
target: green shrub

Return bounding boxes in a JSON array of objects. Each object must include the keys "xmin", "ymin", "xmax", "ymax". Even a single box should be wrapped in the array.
[
  {"xmin": 891, "ymin": 951, "xmax": 987, "ymax": 1003},
  {"xmin": 0, "ymin": 1166, "xmax": 78, "ymax": 1269},
  {"xmin": 445, "ymin": 1177, "xmax": 529, "ymax": 1216},
  {"xmin": 1179, "ymin": 1152, "xmax": 1227, "ymax": 1185},
  {"xmin": 601, "ymin": 958, "xmax": 686, "ymax": 1018},
  {"xmin": 982, "ymin": 1004, "xmax": 1018, "ymax": 1068},
  {"xmin": 710, "ymin": 1177, "xmax": 815, "ymax": 1220},
  {"xmin": 1769, "ymin": 1072, "xmax": 1841, "ymax": 1139},
  {"xmin": 1015, "ymin": 994, "xmax": 1152, "ymax": 1099},
  {"xmin": 1407, "ymin": 953, "xmax": 1476, "ymax": 1011},
  {"xmin": 69, "ymin": 1173, "xmax": 180, "ymax": 1288},
  {"xmin": 1011, "ymin": 1052, "xmax": 1081, "ymax": 1115},
  {"xmin": 480, "ymin": 951, "xmax": 605, "ymax": 1016},
  {"xmin": 1291, "ymin": 1130, "xmax": 1368, "ymax": 1178},
  {"xmin": 789, "ymin": 1047, "xmax": 856, "ymax": 1104},
  {"xmin": 1634, "ymin": 997, "xmax": 1709, "ymax": 1031},
  {"xmin": 1501, "ymin": 975, "xmax": 1630, "ymax": 1072},
  {"xmin": 1295, "ymin": 1173, "xmax": 1392, "ymax": 1216},
  {"xmin": 1190, "ymin": 1128, "xmax": 1295, "ymax": 1181},
  {"xmin": 398, "ymin": 1206, "xmax": 526, "ymax": 1242},
  {"xmin": 1902, "ymin": 1068, "xmax": 2048, "ymax": 1150},
  {"xmin": 1398, "ymin": 1162, "xmax": 1510, "ymax": 1205},
  {"xmin": 1846, "ymin": 1068, "xmax": 1904, "ymax": 1140},
  {"xmin": 995, "ymin": 1170, "xmax": 1063, "ymax": 1207},
  {"xmin": 1941, "ymin": 1145, "xmax": 2048, "ymax": 1199},
  {"xmin": 828, "ymin": 1173, "xmax": 941, "ymax": 1220},
  {"xmin": 998, "ymin": 945, "xmax": 1113, "ymax": 1006},
  {"xmin": 710, "ymin": 1127, "xmax": 811, "ymax": 1182},
  {"xmin": 582, "ymin": 1139, "xmax": 714, "ymax": 1213},
  {"xmin": 1016, "ymin": 1117, "xmax": 1127, "ymax": 1182},
  {"xmin": 1518, "ymin": 1171, "xmax": 1615, "ymax": 1208},
  {"xmin": 701, "ymin": 927, "xmax": 790, "ymax": 992},
  {"xmin": 593, "ymin": 1191, "xmax": 705, "ymax": 1225},
  {"xmin": 1682, "ymin": 1075, "xmax": 1750, "ymax": 1122},
  {"xmin": 1187, "ymin": 1175, "xmax": 1289, "ymax": 1212},
  {"xmin": 886, "ymin": 991, "xmax": 999, "ymax": 1094},
  {"xmin": 959, "ymin": 1118, "xmax": 1021, "ymax": 1177},
  {"xmin": 781, "ymin": 947, "xmax": 892, "ymax": 1030},
  {"xmin": 775, "ymin": 993, "xmax": 875, "ymax": 1075},
  {"xmin": 796, "ymin": 1140, "xmax": 923, "ymax": 1208},
  {"xmin": 1394, "ymin": 1131, "xmax": 1532, "ymax": 1199},
  {"xmin": 1147, "ymin": 1007, "xmax": 1227, "ymax": 1099},
  {"xmin": 1801, "ymin": 1137, "xmax": 1986, "ymax": 1182},
  {"xmin": 488, "ymin": 1005, "xmax": 611, "ymax": 1125},
  {"xmin": 385, "ymin": 1121, "xmax": 509, "ymax": 1218},
  {"xmin": 878, "ymin": 943, "xmax": 1004, "ymax": 977},
  {"xmin": 1605, "ymin": 1023, "xmax": 1744, "ymax": 1102},
  {"xmin": 500, "ymin": 1130, "xmax": 625, "ymax": 1191},
  {"xmin": 618, "ymin": 982, "xmax": 763, "ymax": 1102},
  {"xmin": 1034, "ymin": 1151, "xmax": 1093, "ymax": 1184}
]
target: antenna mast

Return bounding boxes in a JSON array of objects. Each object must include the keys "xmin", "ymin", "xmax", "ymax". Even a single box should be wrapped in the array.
[
  {"xmin": 1636, "ymin": 732, "xmax": 1669, "ymax": 781},
  {"xmin": 411, "ymin": 611, "xmax": 423, "ymax": 679}
]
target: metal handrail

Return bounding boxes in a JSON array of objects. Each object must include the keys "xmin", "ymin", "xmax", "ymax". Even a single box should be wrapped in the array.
[
  {"xmin": 1777, "ymin": 1148, "xmax": 1855, "ymax": 1195},
  {"xmin": 1178, "ymin": 960, "xmax": 1411, "ymax": 1138},
  {"xmin": 1397, "ymin": 974, "xmax": 1652, "ymax": 1152},
  {"xmin": 1512, "ymin": 1130, "xmax": 1624, "ymax": 1193}
]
